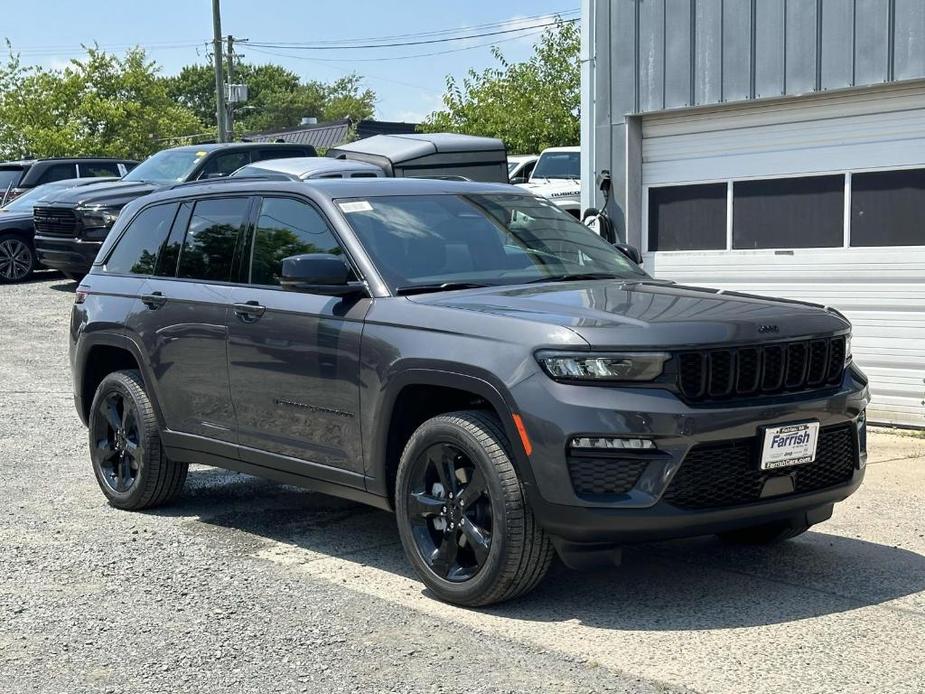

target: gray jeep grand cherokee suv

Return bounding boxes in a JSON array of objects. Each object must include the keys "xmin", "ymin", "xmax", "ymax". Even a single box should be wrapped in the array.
[{"xmin": 70, "ymin": 178, "xmax": 869, "ymax": 606}]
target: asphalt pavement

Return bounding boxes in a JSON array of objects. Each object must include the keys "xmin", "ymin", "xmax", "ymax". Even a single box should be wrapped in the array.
[{"xmin": 1, "ymin": 272, "xmax": 923, "ymax": 693}]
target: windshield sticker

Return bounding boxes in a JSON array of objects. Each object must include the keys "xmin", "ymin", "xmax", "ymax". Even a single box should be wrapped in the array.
[{"xmin": 338, "ymin": 200, "xmax": 373, "ymax": 213}]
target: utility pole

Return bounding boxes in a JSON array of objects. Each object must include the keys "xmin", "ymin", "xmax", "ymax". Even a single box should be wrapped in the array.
[
  {"xmin": 211, "ymin": 0, "xmax": 226, "ymax": 142},
  {"xmin": 226, "ymin": 35, "xmax": 235, "ymax": 138}
]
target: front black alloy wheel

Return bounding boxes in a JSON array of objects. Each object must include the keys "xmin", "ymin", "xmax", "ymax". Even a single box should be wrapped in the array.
[
  {"xmin": 396, "ymin": 411, "xmax": 553, "ymax": 607},
  {"xmin": 0, "ymin": 234, "xmax": 35, "ymax": 283},
  {"xmin": 406, "ymin": 442, "xmax": 493, "ymax": 582},
  {"xmin": 89, "ymin": 370, "xmax": 187, "ymax": 510}
]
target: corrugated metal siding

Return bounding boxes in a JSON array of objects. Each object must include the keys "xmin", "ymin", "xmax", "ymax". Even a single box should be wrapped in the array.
[
  {"xmin": 601, "ymin": 0, "xmax": 925, "ymax": 114},
  {"xmin": 639, "ymin": 84, "xmax": 925, "ymax": 427}
]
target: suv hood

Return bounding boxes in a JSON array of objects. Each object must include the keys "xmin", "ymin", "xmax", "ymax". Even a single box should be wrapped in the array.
[
  {"xmin": 40, "ymin": 180, "xmax": 163, "ymax": 208},
  {"xmin": 516, "ymin": 178, "xmax": 581, "ymax": 203},
  {"xmin": 410, "ymin": 280, "xmax": 849, "ymax": 348}
]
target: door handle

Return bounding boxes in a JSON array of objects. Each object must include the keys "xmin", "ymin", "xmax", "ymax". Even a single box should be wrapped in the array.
[
  {"xmin": 141, "ymin": 291, "xmax": 166, "ymax": 310},
  {"xmin": 233, "ymin": 301, "xmax": 266, "ymax": 322}
]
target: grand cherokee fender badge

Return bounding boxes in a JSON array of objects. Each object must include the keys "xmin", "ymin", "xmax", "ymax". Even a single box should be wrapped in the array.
[
  {"xmin": 274, "ymin": 398, "xmax": 354, "ymax": 418},
  {"xmin": 758, "ymin": 324, "xmax": 780, "ymax": 334}
]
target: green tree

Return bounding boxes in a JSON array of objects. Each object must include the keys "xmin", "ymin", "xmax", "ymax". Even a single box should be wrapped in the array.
[
  {"xmin": 0, "ymin": 46, "xmax": 202, "ymax": 160},
  {"xmin": 423, "ymin": 19, "xmax": 580, "ymax": 154},
  {"xmin": 163, "ymin": 62, "xmax": 376, "ymax": 134}
]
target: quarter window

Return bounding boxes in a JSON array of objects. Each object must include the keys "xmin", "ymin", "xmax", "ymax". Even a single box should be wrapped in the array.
[
  {"xmin": 648, "ymin": 183, "xmax": 727, "ymax": 251},
  {"xmin": 176, "ymin": 197, "xmax": 250, "ymax": 282},
  {"xmin": 104, "ymin": 204, "xmax": 178, "ymax": 275},
  {"xmin": 851, "ymin": 168, "xmax": 925, "ymax": 247},
  {"xmin": 732, "ymin": 175, "xmax": 844, "ymax": 249},
  {"xmin": 249, "ymin": 197, "xmax": 344, "ymax": 286},
  {"xmin": 37, "ymin": 163, "xmax": 78, "ymax": 185}
]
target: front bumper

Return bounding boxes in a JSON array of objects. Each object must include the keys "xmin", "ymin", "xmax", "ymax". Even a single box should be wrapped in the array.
[
  {"xmin": 34, "ymin": 236, "xmax": 101, "ymax": 275},
  {"xmin": 512, "ymin": 365, "xmax": 870, "ymax": 544}
]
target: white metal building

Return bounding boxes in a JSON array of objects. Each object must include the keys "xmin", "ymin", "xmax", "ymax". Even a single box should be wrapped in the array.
[{"xmin": 581, "ymin": 0, "xmax": 925, "ymax": 427}]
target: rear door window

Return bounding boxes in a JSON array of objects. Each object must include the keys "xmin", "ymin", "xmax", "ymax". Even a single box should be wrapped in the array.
[
  {"xmin": 103, "ymin": 203, "xmax": 179, "ymax": 275},
  {"xmin": 255, "ymin": 148, "xmax": 312, "ymax": 162},
  {"xmin": 176, "ymin": 197, "xmax": 251, "ymax": 282},
  {"xmin": 0, "ymin": 167, "xmax": 25, "ymax": 190},
  {"xmin": 79, "ymin": 162, "xmax": 122, "ymax": 178},
  {"xmin": 36, "ymin": 163, "xmax": 79, "ymax": 185}
]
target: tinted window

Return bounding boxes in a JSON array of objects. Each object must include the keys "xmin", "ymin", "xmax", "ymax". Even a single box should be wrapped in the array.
[
  {"xmin": 176, "ymin": 198, "xmax": 250, "ymax": 281},
  {"xmin": 250, "ymin": 198, "xmax": 343, "ymax": 286},
  {"xmin": 0, "ymin": 167, "xmax": 25, "ymax": 190},
  {"xmin": 255, "ymin": 148, "xmax": 313, "ymax": 162},
  {"xmin": 36, "ymin": 163, "xmax": 78, "ymax": 185},
  {"xmin": 79, "ymin": 162, "xmax": 121, "ymax": 177},
  {"xmin": 104, "ymin": 204, "xmax": 177, "ymax": 275},
  {"xmin": 733, "ymin": 176, "xmax": 844, "ymax": 249},
  {"xmin": 199, "ymin": 152, "xmax": 250, "ymax": 179},
  {"xmin": 851, "ymin": 168, "xmax": 925, "ymax": 247},
  {"xmin": 648, "ymin": 183, "xmax": 727, "ymax": 251}
]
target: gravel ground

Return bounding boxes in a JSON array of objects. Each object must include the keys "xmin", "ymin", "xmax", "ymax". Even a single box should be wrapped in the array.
[{"xmin": 1, "ymin": 272, "xmax": 923, "ymax": 694}]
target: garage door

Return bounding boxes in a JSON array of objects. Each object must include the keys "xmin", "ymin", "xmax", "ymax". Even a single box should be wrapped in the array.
[{"xmin": 640, "ymin": 83, "xmax": 925, "ymax": 428}]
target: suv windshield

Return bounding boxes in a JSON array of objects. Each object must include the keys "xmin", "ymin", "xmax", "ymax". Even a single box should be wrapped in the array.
[
  {"xmin": 339, "ymin": 192, "xmax": 646, "ymax": 293},
  {"xmin": 123, "ymin": 149, "xmax": 206, "ymax": 184},
  {"xmin": 531, "ymin": 151, "xmax": 580, "ymax": 180}
]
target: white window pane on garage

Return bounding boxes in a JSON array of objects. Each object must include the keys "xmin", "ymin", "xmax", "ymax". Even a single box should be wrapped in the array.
[
  {"xmin": 851, "ymin": 168, "xmax": 925, "ymax": 247},
  {"xmin": 732, "ymin": 175, "xmax": 844, "ymax": 249}
]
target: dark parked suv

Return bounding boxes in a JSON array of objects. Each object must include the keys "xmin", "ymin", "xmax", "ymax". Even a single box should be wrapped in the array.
[
  {"xmin": 0, "ymin": 157, "xmax": 136, "ymax": 204},
  {"xmin": 70, "ymin": 178, "xmax": 869, "ymax": 606},
  {"xmin": 34, "ymin": 142, "xmax": 316, "ymax": 278}
]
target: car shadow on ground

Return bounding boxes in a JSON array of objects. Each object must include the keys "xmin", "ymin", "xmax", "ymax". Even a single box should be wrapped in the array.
[{"xmin": 155, "ymin": 467, "xmax": 925, "ymax": 631}]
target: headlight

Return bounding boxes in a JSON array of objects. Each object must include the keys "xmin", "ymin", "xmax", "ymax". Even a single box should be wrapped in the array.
[
  {"xmin": 77, "ymin": 205, "xmax": 121, "ymax": 231},
  {"xmin": 537, "ymin": 351, "xmax": 669, "ymax": 382}
]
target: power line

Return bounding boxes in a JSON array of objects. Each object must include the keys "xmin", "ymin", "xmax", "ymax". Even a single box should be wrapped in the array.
[
  {"xmin": 246, "ymin": 17, "xmax": 577, "ymax": 51},
  {"xmin": 247, "ymin": 9, "xmax": 579, "ymax": 47}
]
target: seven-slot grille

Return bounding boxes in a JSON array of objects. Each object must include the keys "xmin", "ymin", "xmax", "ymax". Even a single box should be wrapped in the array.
[
  {"xmin": 661, "ymin": 424, "xmax": 857, "ymax": 510},
  {"xmin": 677, "ymin": 335, "xmax": 846, "ymax": 402},
  {"xmin": 33, "ymin": 206, "xmax": 79, "ymax": 237}
]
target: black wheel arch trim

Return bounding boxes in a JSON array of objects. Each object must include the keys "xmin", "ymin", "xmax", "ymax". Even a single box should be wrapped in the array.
[
  {"xmin": 74, "ymin": 331, "xmax": 165, "ymax": 428},
  {"xmin": 364, "ymin": 365, "xmax": 539, "ymax": 503}
]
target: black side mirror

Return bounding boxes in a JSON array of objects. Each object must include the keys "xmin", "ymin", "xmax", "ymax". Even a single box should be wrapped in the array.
[
  {"xmin": 281, "ymin": 253, "xmax": 366, "ymax": 296},
  {"xmin": 509, "ymin": 176, "xmax": 527, "ymax": 185},
  {"xmin": 613, "ymin": 243, "xmax": 643, "ymax": 265}
]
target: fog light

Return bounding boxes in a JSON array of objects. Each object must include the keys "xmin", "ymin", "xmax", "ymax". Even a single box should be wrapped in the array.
[{"xmin": 570, "ymin": 437, "xmax": 656, "ymax": 450}]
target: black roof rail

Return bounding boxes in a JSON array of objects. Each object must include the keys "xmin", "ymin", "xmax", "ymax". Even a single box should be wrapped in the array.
[{"xmin": 167, "ymin": 173, "xmax": 293, "ymax": 191}]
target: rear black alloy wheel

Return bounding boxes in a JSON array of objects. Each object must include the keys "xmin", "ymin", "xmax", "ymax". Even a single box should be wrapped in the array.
[
  {"xmin": 0, "ymin": 235, "xmax": 35, "ymax": 283},
  {"xmin": 89, "ymin": 370, "xmax": 187, "ymax": 510},
  {"xmin": 93, "ymin": 390, "xmax": 142, "ymax": 494},
  {"xmin": 396, "ymin": 411, "xmax": 553, "ymax": 607},
  {"xmin": 406, "ymin": 442, "xmax": 493, "ymax": 583}
]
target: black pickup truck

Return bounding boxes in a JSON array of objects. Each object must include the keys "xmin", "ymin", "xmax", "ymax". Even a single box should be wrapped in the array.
[{"xmin": 34, "ymin": 142, "xmax": 315, "ymax": 278}]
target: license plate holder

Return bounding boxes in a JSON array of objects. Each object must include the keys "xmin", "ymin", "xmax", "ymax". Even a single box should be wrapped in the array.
[{"xmin": 760, "ymin": 422, "xmax": 820, "ymax": 471}]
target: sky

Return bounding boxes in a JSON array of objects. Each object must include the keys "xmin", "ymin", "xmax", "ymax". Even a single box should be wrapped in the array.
[{"xmin": 2, "ymin": 0, "xmax": 580, "ymax": 123}]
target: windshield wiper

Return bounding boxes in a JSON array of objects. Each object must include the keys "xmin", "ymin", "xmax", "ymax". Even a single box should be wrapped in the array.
[
  {"xmin": 395, "ymin": 281, "xmax": 491, "ymax": 296},
  {"xmin": 525, "ymin": 272, "xmax": 624, "ymax": 284}
]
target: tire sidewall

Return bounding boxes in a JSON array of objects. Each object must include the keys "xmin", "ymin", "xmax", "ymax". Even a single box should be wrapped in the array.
[
  {"xmin": 396, "ymin": 416, "xmax": 514, "ymax": 605},
  {"xmin": 88, "ymin": 371, "xmax": 159, "ymax": 508}
]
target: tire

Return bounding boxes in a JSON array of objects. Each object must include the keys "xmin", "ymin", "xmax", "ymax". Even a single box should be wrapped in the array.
[
  {"xmin": 0, "ymin": 234, "xmax": 35, "ymax": 283},
  {"xmin": 88, "ymin": 369, "xmax": 187, "ymax": 510},
  {"xmin": 718, "ymin": 519, "xmax": 811, "ymax": 545},
  {"xmin": 395, "ymin": 410, "xmax": 554, "ymax": 607}
]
